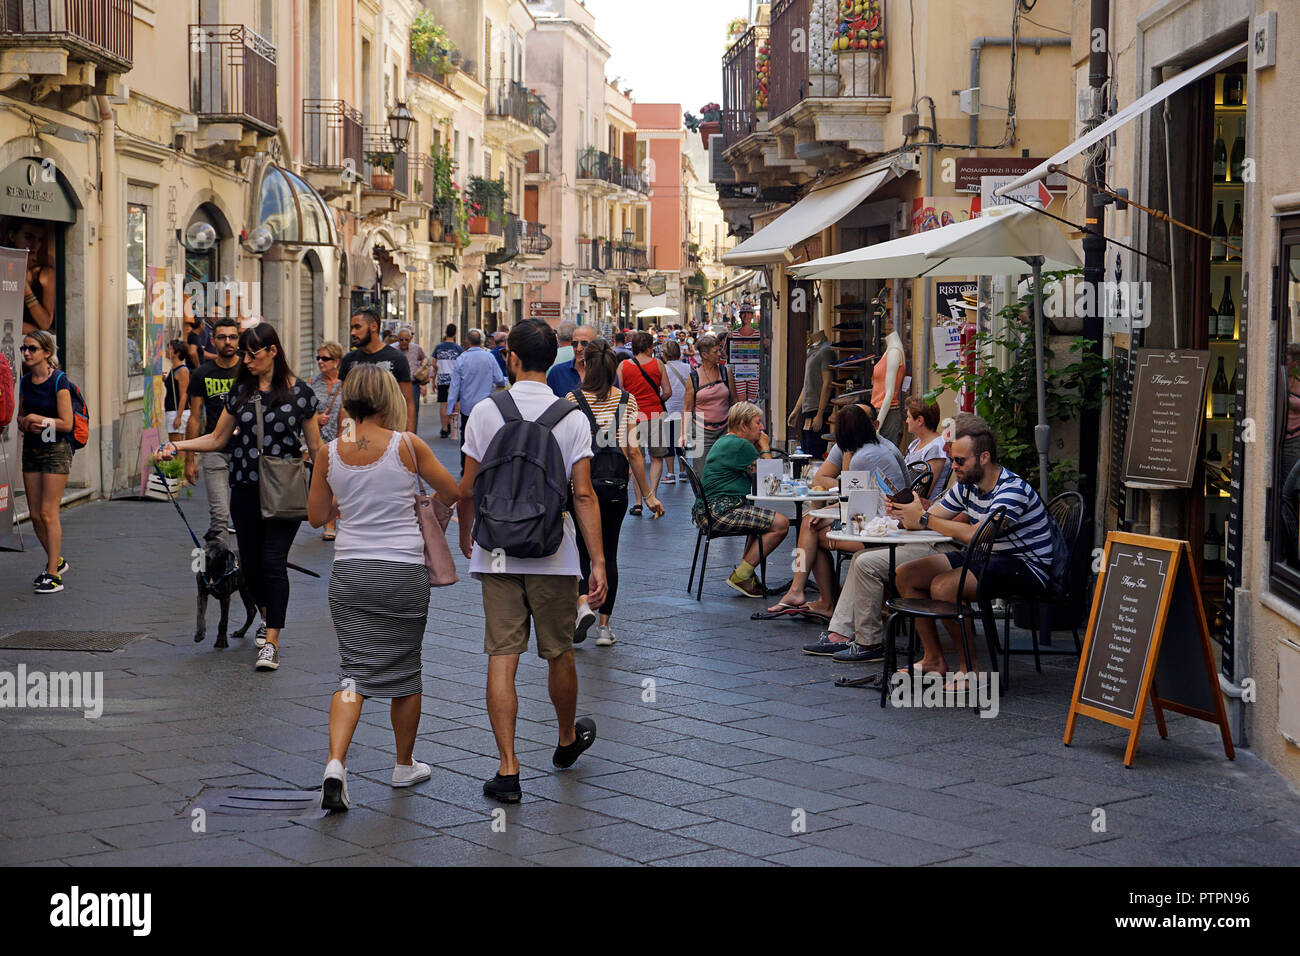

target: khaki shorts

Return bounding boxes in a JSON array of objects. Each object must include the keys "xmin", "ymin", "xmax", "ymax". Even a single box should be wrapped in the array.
[{"xmin": 481, "ymin": 573, "xmax": 579, "ymax": 660}]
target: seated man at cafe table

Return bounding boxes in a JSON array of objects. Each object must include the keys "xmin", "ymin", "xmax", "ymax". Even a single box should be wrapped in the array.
[
  {"xmin": 803, "ymin": 414, "xmax": 988, "ymax": 663},
  {"xmin": 765, "ymin": 405, "xmax": 906, "ymax": 622},
  {"xmin": 887, "ymin": 428, "xmax": 1058, "ymax": 683},
  {"xmin": 694, "ymin": 401, "xmax": 791, "ymax": 598}
]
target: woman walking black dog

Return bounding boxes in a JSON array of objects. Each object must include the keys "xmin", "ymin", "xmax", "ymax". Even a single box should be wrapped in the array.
[{"xmin": 155, "ymin": 323, "xmax": 323, "ymax": 672}]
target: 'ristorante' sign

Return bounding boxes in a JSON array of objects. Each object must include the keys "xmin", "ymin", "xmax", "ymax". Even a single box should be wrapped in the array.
[{"xmin": 1121, "ymin": 349, "xmax": 1210, "ymax": 488}]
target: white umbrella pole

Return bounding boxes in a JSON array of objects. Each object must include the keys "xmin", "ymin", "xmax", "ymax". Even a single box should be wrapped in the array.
[{"xmin": 1029, "ymin": 256, "xmax": 1050, "ymax": 500}]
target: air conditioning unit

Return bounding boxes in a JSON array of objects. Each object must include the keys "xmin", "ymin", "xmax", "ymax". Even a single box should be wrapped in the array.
[{"xmin": 708, "ymin": 134, "xmax": 735, "ymax": 184}]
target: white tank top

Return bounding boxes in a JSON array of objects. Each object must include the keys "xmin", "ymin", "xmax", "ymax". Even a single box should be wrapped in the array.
[{"xmin": 328, "ymin": 431, "xmax": 426, "ymax": 566}]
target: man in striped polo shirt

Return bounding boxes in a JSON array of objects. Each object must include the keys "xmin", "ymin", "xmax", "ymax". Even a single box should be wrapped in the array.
[{"xmin": 888, "ymin": 429, "xmax": 1058, "ymax": 677}]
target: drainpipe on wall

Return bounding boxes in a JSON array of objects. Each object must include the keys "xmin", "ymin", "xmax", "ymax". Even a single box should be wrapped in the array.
[
  {"xmin": 968, "ymin": 36, "xmax": 1071, "ymax": 148},
  {"xmin": 94, "ymin": 95, "xmax": 117, "ymax": 497}
]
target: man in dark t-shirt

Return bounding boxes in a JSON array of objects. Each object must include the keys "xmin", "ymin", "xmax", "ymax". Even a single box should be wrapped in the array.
[
  {"xmin": 338, "ymin": 307, "xmax": 414, "ymax": 431},
  {"xmin": 184, "ymin": 317, "xmax": 241, "ymax": 541}
]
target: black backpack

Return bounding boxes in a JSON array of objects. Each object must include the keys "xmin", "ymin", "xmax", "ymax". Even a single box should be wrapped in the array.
[
  {"xmin": 472, "ymin": 391, "xmax": 579, "ymax": 559},
  {"xmin": 572, "ymin": 389, "xmax": 630, "ymax": 502}
]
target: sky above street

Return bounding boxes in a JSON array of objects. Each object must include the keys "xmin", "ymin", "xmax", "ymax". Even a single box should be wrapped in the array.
[{"xmin": 579, "ymin": 0, "xmax": 734, "ymax": 111}]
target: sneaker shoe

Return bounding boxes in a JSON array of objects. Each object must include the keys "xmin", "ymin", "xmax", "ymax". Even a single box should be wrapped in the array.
[
  {"xmin": 483, "ymin": 772, "xmax": 522, "ymax": 803},
  {"xmin": 803, "ymin": 632, "xmax": 853, "ymax": 656},
  {"xmin": 725, "ymin": 572, "xmax": 765, "ymax": 598},
  {"xmin": 33, "ymin": 573, "xmax": 63, "ymax": 594},
  {"xmin": 831, "ymin": 641, "xmax": 885, "ymax": 663},
  {"xmin": 595, "ymin": 625, "xmax": 616, "ymax": 647},
  {"xmin": 662, "ymin": 474, "xmax": 676, "ymax": 485},
  {"xmin": 553, "ymin": 717, "xmax": 597, "ymax": 769},
  {"xmin": 321, "ymin": 759, "xmax": 349, "ymax": 811},
  {"xmin": 439, "ymin": 428, "xmax": 449, "ymax": 439},
  {"xmin": 254, "ymin": 643, "xmax": 280, "ymax": 671},
  {"xmin": 254, "ymin": 623, "xmax": 268, "ymax": 647},
  {"xmin": 574, "ymin": 601, "xmax": 596, "ymax": 644},
  {"xmin": 56, "ymin": 557, "xmax": 69, "ymax": 575},
  {"xmin": 391, "ymin": 759, "xmax": 432, "ymax": 788}
]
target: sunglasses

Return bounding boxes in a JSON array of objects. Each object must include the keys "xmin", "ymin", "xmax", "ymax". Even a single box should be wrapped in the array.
[
  {"xmin": 20, "ymin": 344, "xmax": 41, "ymax": 354},
  {"xmin": 316, "ymin": 355, "xmax": 334, "ymax": 362},
  {"xmin": 237, "ymin": 346, "xmax": 269, "ymax": 360}
]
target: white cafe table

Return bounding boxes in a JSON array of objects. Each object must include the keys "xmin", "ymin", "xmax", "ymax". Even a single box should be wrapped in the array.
[
  {"xmin": 826, "ymin": 528, "xmax": 954, "ymax": 689},
  {"xmin": 746, "ymin": 490, "xmax": 839, "ymax": 528}
]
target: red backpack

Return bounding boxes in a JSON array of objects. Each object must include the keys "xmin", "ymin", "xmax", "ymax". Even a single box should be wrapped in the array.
[{"xmin": 0, "ymin": 351, "xmax": 14, "ymax": 427}]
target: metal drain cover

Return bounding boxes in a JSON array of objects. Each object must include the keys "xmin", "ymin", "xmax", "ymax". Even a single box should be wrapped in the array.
[
  {"xmin": 189, "ymin": 787, "xmax": 327, "ymax": 820},
  {"xmin": 0, "ymin": 630, "xmax": 148, "ymax": 651}
]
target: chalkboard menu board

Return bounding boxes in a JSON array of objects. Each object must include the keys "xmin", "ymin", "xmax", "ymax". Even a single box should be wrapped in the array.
[
  {"xmin": 1109, "ymin": 348, "xmax": 1132, "ymax": 518},
  {"xmin": 1065, "ymin": 532, "xmax": 1234, "ymax": 767},
  {"xmin": 1121, "ymin": 350, "xmax": 1211, "ymax": 488},
  {"xmin": 1221, "ymin": 280, "xmax": 1248, "ymax": 680}
]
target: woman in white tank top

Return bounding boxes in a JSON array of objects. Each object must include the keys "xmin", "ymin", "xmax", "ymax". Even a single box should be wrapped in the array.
[{"xmin": 307, "ymin": 364, "xmax": 460, "ymax": 812}]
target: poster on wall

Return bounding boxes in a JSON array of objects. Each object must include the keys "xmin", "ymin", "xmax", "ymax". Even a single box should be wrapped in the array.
[
  {"xmin": 0, "ymin": 245, "xmax": 28, "ymax": 550},
  {"xmin": 910, "ymin": 196, "xmax": 978, "ymax": 235}
]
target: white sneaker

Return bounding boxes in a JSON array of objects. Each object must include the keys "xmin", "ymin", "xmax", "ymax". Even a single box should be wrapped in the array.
[
  {"xmin": 574, "ymin": 601, "xmax": 596, "ymax": 644},
  {"xmin": 391, "ymin": 759, "xmax": 432, "ymax": 788},
  {"xmin": 321, "ymin": 759, "xmax": 349, "ymax": 811},
  {"xmin": 595, "ymin": 625, "xmax": 616, "ymax": 647}
]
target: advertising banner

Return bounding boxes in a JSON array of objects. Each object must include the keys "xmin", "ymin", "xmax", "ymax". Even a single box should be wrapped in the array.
[{"xmin": 0, "ymin": 245, "xmax": 29, "ymax": 550}]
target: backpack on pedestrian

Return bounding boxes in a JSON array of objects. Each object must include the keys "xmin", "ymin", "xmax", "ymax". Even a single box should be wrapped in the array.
[
  {"xmin": 572, "ymin": 389, "xmax": 630, "ymax": 503},
  {"xmin": 55, "ymin": 370, "xmax": 90, "ymax": 450},
  {"xmin": 472, "ymin": 391, "xmax": 579, "ymax": 559}
]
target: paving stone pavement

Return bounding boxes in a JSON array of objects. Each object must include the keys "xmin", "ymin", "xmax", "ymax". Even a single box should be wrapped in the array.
[{"xmin": 2, "ymin": 418, "xmax": 1299, "ymax": 867}]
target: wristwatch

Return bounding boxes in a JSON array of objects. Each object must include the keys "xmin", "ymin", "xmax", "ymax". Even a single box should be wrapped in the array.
[{"xmin": 919, "ymin": 510, "xmax": 931, "ymax": 530}]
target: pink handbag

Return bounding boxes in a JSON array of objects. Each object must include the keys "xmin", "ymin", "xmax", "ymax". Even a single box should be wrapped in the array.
[{"xmin": 400, "ymin": 433, "xmax": 458, "ymax": 587}]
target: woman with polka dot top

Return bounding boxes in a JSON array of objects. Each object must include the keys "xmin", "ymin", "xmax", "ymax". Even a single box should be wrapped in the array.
[{"xmin": 155, "ymin": 322, "xmax": 323, "ymax": 672}]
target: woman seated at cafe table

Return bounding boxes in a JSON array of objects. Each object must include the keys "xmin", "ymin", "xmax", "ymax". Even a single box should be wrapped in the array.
[
  {"xmin": 695, "ymin": 401, "xmax": 791, "ymax": 599},
  {"xmin": 764, "ymin": 404, "xmax": 906, "ymax": 619},
  {"xmin": 808, "ymin": 403, "xmax": 907, "ymax": 491}
]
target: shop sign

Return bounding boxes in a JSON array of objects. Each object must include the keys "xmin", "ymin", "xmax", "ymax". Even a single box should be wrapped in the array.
[
  {"xmin": 0, "ymin": 245, "xmax": 27, "ymax": 551},
  {"xmin": 980, "ymin": 175, "xmax": 1052, "ymax": 212},
  {"xmin": 954, "ymin": 157, "xmax": 1066, "ymax": 193},
  {"xmin": 1066, "ymin": 532, "xmax": 1234, "ymax": 767},
  {"xmin": 480, "ymin": 268, "xmax": 502, "ymax": 299},
  {"xmin": 1121, "ymin": 349, "xmax": 1210, "ymax": 488},
  {"xmin": 525, "ymin": 270, "xmax": 550, "ymax": 283},
  {"xmin": 528, "ymin": 301, "xmax": 561, "ymax": 320},
  {"xmin": 0, "ymin": 158, "xmax": 77, "ymax": 223}
]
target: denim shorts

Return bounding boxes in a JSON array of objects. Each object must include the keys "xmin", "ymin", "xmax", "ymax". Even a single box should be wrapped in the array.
[
  {"xmin": 944, "ymin": 549, "xmax": 1046, "ymax": 597},
  {"xmin": 22, "ymin": 435, "xmax": 73, "ymax": 475}
]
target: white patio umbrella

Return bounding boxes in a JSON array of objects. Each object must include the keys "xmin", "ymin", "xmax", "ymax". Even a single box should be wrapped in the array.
[
  {"xmin": 636, "ymin": 306, "xmax": 679, "ymax": 319},
  {"xmin": 790, "ymin": 204, "xmax": 1082, "ymax": 499}
]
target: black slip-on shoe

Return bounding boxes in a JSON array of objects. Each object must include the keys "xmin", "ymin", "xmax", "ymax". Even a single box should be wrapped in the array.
[
  {"xmin": 483, "ymin": 772, "xmax": 522, "ymax": 803},
  {"xmin": 552, "ymin": 717, "xmax": 597, "ymax": 769}
]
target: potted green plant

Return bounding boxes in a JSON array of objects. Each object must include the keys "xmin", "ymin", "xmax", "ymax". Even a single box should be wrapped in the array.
[
  {"xmin": 577, "ymin": 231, "xmax": 591, "ymax": 245},
  {"xmin": 368, "ymin": 150, "xmax": 395, "ymax": 190},
  {"xmin": 410, "ymin": 10, "xmax": 457, "ymax": 76}
]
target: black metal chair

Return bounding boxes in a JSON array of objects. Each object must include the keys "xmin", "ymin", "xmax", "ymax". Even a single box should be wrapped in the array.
[
  {"xmin": 908, "ymin": 463, "xmax": 935, "ymax": 501},
  {"xmin": 994, "ymin": 492, "xmax": 1086, "ymax": 690},
  {"xmin": 879, "ymin": 507, "xmax": 1007, "ymax": 708},
  {"xmin": 682, "ymin": 460, "xmax": 769, "ymax": 602}
]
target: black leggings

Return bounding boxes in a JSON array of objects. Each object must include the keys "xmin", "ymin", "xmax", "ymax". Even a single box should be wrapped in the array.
[
  {"xmin": 577, "ymin": 490, "xmax": 627, "ymax": 616},
  {"xmin": 229, "ymin": 483, "xmax": 302, "ymax": 630}
]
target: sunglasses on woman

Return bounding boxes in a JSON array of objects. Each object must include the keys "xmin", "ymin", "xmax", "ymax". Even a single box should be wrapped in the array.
[
  {"xmin": 237, "ymin": 346, "xmax": 268, "ymax": 360},
  {"xmin": 20, "ymin": 344, "xmax": 41, "ymax": 354},
  {"xmin": 316, "ymin": 354, "xmax": 333, "ymax": 362}
]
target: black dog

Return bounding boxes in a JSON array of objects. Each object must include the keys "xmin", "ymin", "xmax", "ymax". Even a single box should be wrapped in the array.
[{"xmin": 195, "ymin": 532, "xmax": 258, "ymax": 649}]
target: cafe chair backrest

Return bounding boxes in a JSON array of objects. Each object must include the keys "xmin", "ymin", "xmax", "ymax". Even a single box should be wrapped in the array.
[
  {"xmin": 909, "ymin": 463, "xmax": 935, "ymax": 500},
  {"xmin": 680, "ymin": 460, "xmax": 716, "ymax": 529},
  {"xmin": 1047, "ymin": 491, "xmax": 1086, "ymax": 602},
  {"xmin": 957, "ymin": 506, "xmax": 1007, "ymax": 603}
]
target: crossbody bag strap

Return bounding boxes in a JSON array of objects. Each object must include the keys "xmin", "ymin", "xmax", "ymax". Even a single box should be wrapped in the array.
[
  {"xmin": 399, "ymin": 431, "xmax": 427, "ymax": 495},
  {"xmin": 253, "ymin": 393, "xmax": 265, "ymax": 459},
  {"xmin": 632, "ymin": 359, "xmax": 662, "ymax": 404}
]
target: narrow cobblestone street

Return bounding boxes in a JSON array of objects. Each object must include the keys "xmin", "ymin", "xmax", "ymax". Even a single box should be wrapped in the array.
[{"xmin": 2, "ymin": 427, "xmax": 1298, "ymax": 867}]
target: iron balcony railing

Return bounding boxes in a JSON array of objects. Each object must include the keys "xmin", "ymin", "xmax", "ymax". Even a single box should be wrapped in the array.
[
  {"xmin": 409, "ymin": 53, "xmax": 455, "ymax": 90},
  {"xmin": 363, "ymin": 124, "xmax": 411, "ymax": 196},
  {"xmin": 769, "ymin": 0, "xmax": 886, "ymax": 121},
  {"xmin": 578, "ymin": 148, "xmax": 649, "ymax": 194},
  {"xmin": 0, "ymin": 0, "xmax": 133, "ymax": 67},
  {"xmin": 722, "ymin": 24, "xmax": 767, "ymax": 151},
  {"xmin": 430, "ymin": 200, "xmax": 457, "ymax": 244},
  {"xmin": 614, "ymin": 243, "xmax": 651, "ymax": 271},
  {"xmin": 488, "ymin": 79, "xmax": 556, "ymax": 136},
  {"xmin": 578, "ymin": 147, "xmax": 609, "ymax": 183},
  {"xmin": 302, "ymin": 99, "xmax": 363, "ymax": 173},
  {"xmin": 466, "ymin": 178, "xmax": 505, "ymax": 236},
  {"xmin": 512, "ymin": 217, "xmax": 552, "ymax": 256},
  {"xmin": 190, "ymin": 24, "xmax": 277, "ymax": 133},
  {"xmin": 408, "ymin": 154, "xmax": 435, "ymax": 205}
]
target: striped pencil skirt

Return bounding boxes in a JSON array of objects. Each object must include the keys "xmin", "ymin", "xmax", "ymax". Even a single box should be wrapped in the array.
[{"xmin": 329, "ymin": 559, "xmax": 431, "ymax": 699}]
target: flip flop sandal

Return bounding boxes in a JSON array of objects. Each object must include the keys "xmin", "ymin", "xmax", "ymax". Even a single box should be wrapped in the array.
[
  {"xmin": 797, "ymin": 608, "xmax": 833, "ymax": 624},
  {"xmin": 629, "ymin": 505, "xmax": 643, "ymax": 517},
  {"xmin": 750, "ymin": 602, "xmax": 810, "ymax": 621}
]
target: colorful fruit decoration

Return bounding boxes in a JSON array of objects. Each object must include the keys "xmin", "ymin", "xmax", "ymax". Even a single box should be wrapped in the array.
[
  {"xmin": 754, "ymin": 38, "xmax": 770, "ymax": 111},
  {"xmin": 833, "ymin": 0, "xmax": 885, "ymax": 53}
]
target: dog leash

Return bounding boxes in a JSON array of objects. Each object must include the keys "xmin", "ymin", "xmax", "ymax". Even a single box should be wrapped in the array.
[{"xmin": 150, "ymin": 461, "xmax": 321, "ymax": 579}]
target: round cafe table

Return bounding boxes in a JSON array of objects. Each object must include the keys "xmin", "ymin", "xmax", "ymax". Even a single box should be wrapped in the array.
[
  {"xmin": 826, "ymin": 528, "xmax": 953, "ymax": 688},
  {"xmin": 743, "ymin": 490, "xmax": 839, "ymax": 594}
]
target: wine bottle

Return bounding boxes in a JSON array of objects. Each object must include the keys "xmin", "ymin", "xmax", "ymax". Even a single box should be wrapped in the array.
[
  {"xmin": 1209, "ymin": 293, "xmax": 1220, "ymax": 341},
  {"xmin": 1211, "ymin": 202, "xmax": 1228, "ymax": 261},
  {"xmin": 1213, "ymin": 120, "xmax": 1227, "ymax": 182},
  {"xmin": 1228, "ymin": 361, "xmax": 1238, "ymax": 416},
  {"xmin": 1227, "ymin": 202, "xmax": 1243, "ymax": 261},
  {"xmin": 1218, "ymin": 276, "xmax": 1235, "ymax": 341},
  {"xmin": 1204, "ymin": 520, "xmax": 1221, "ymax": 564},
  {"xmin": 1230, "ymin": 119, "xmax": 1245, "ymax": 182},
  {"xmin": 1211, "ymin": 358, "xmax": 1229, "ymax": 418},
  {"xmin": 1223, "ymin": 72, "xmax": 1244, "ymax": 107}
]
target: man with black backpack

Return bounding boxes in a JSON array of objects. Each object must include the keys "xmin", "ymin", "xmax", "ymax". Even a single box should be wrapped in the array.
[{"xmin": 457, "ymin": 319, "xmax": 608, "ymax": 804}]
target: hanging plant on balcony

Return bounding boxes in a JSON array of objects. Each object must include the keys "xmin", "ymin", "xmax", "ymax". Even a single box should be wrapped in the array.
[
  {"xmin": 431, "ymin": 143, "xmax": 458, "ymax": 203},
  {"xmin": 466, "ymin": 175, "xmax": 509, "ymax": 224},
  {"xmin": 699, "ymin": 103, "xmax": 722, "ymax": 123},
  {"xmin": 410, "ymin": 10, "xmax": 458, "ymax": 73},
  {"xmin": 726, "ymin": 17, "xmax": 748, "ymax": 43}
]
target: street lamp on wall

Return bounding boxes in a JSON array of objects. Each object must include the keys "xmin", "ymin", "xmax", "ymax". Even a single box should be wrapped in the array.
[{"xmin": 387, "ymin": 101, "xmax": 414, "ymax": 153}]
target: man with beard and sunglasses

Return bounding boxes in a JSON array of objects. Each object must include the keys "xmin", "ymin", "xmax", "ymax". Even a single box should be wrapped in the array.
[
  {"xmin": 337, "ymin": 307, "xmax": 415, "ymax": 432},
  {"xmin": 886, "ymin": 426, "xmax": 1058, "ymax": 684},
  {"xmin": 184, "ymin": 316, "xmax": 243, "ymax": 543}
]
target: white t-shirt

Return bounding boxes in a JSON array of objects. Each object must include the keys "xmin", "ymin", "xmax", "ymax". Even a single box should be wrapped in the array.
[
  {"xmin": 461, "ymin": 380, "xmax": 594, "ymax": 577},
  {"xmin": 906, "ymin": 434, "xmax": 947, "ymax": 467}
]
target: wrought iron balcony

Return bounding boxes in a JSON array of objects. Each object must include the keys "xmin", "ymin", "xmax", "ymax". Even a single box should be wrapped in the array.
[
  {"xmin": 514, "ymin": 218, "xmax": 552, "ymax": 257},
  {"xmin": 722, "ymin": 24, "xmax": 768, "ymax": 151},
  {"xmin": 768, "ymin": 0, "xmax": 886, "ymax": 121},
  {"xmin": 429, "ymin": 200, "xmax": 459, "ymax": 245},
  {"xmin": 189, "ymin": 24, "xmax": 278, "ymax": 135},
  {"xmin": 0, "ymin": 0, "xmax": 134, "ymax": 82},
  {"xmin": 487, "ymin": 79, "xmax": 556, "ymax": 136},
  {"xmin": 613, "ymin": 242, "xmax": 652, "ymax": 272},
  {"xmin": 302, "ymin": 99, "xmax": 363, "ymax": 194},
  {"xmin": 362, "ymin": 125, "xmax": 411, "ymax": 196}
]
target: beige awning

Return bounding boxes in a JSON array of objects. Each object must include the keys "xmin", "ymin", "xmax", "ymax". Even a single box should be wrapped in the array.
[
  {"xmin": 998, "ymin": 41, "xmax": 1248, "ymax": 195},
  {"xmin": 722, "ymin": 166, "xmax": 896, "ymax": 268},
  {"xmin": 704, "ymin": 270, "xmax": 758, "ymax": 300}
]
